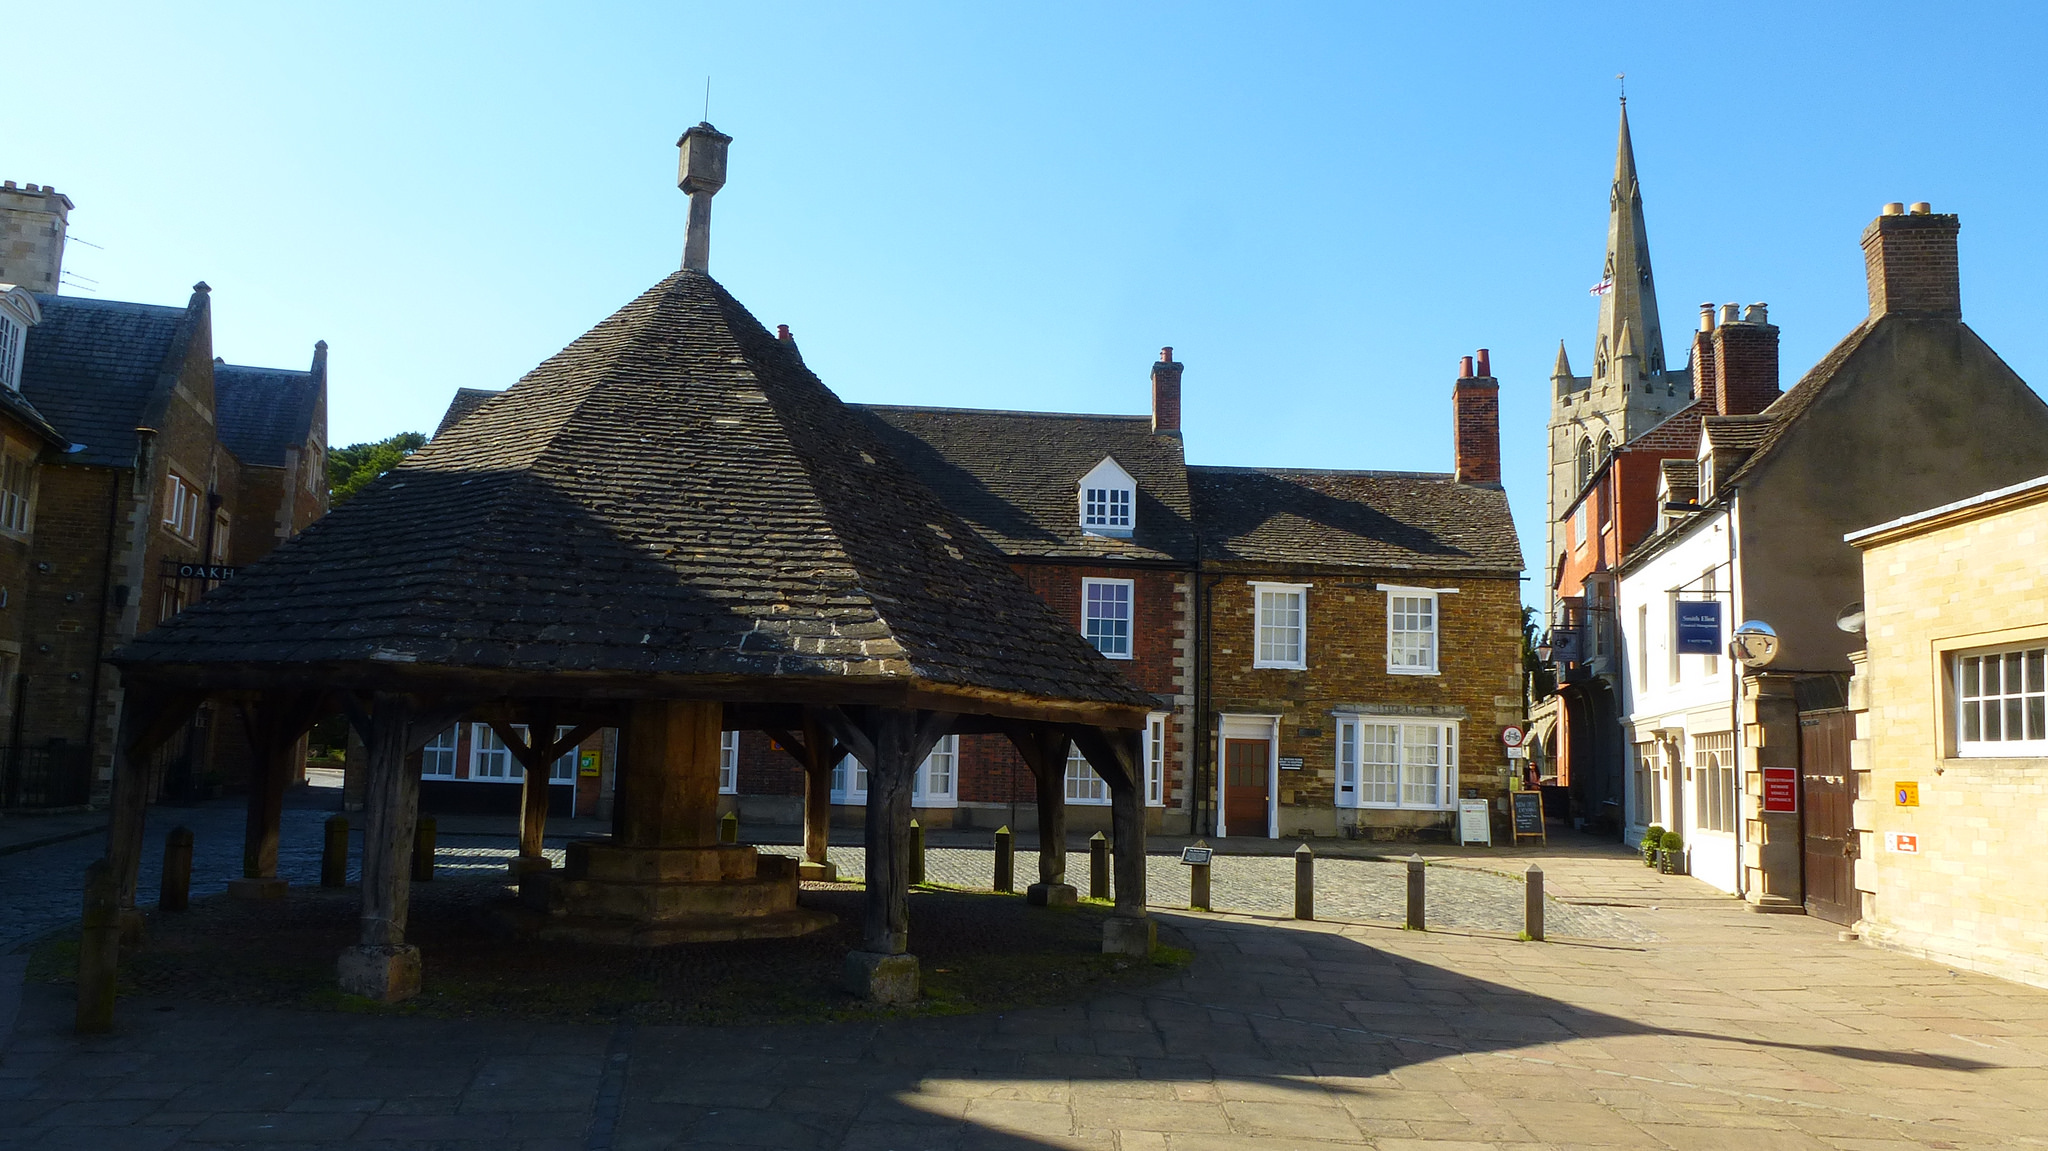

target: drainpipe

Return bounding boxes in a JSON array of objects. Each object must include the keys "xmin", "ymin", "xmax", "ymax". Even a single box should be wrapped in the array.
[
  {"xmin": 1193, "ymin": 542, "xmax": 1224, "ymax": 838},
  {"xmin": 82, "ymin": 458, "xmax": 131, "ymax": 796},
  {"xmin": 1727, "ymin": 490, "xmax": 1747, "ymax": 900}
]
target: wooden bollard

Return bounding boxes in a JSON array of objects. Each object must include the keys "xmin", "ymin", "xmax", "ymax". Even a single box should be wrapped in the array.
[
  {"xmin": 1525, "ymin": 864, "xmax": 1545, "ymax": 942},
  {"xmin": 1405, "ymin": 854, "xmax": 1426, "ymax": 930},
  {"xmin": 993, "ymin": 825, "xmax": 1014, "ymax": 893},
  {"xmin": 160, "ymin": 827, "xmax": 194, "ymax": 912},
  {"xmin": 76, "ymin": 858, "xmax": 120, "ymax": 1034},
  {"xmin": 1294, "ymin": 843, "xmax": 1314, "ymax": 920},
  {"xmin": 411, "ymin": 815, "xmax": 436, "ymax": 882},
  {"xmin": 1088, "ymin": 831, "xmax": 1109, "ymax": 900},
  {"xmin": 1189, "ymin": 839, "xmax": 1212, "ymax": 911},
  {"xmin": 908, "ymin": 819, "xmax": 925, "ymax": 885},
  {"xmin": 719, "ymin": 810, "xmax": 739, "ymax": 845},
  {"xmin": 321, "ymin": 815, "xmax": 349, "ymax": 888}
]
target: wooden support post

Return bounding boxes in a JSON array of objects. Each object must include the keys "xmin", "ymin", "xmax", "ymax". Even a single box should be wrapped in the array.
[
  {"xmin": 75, "ymin": 859, "xmax": 119, "ymax": 1034},
  {"xmin": 160, "ymin": 827, "xmax": 193, "ymax": 912},
  {"xmin": 821, "ymin": 706, "xmax": 950, "ymax": 1004},
  {"xmin": 1525, "ymin": 865, "xmax": 1545, "ymax": 942},
  {"xmin": 106, "ymin": 687, "xmax": 201, "ymax": 939},
  {"xmin": 617, "ymin": 701, "xmax": 722, "ymax": 849},
  {"xmin": 1007, "ymin": 725, "xmax": 1074, "ymax": 907},
  {"xmin": 1294, "ymin": 843, "xmax": 1314, "ymax": 921},
  {"xmin": 321, "ymin": 815, "xmax": 349, "ymax": 888},
  {"xmin": 908, "ymin": 819, "xmax": 924, "ymax": 885},
  {"xmin": 1076, "ymin": 725, "xmax": 1153, "ymax": 956},
  {"xmin": 233, "ymin": 692, "xmax": 322, "ymax": 901},
  {"xmin": 1089, "ymin": 832, "xmax": 1109, "ymax": 900},
  {"xmin": 338, "ymin": 692, "xmax": 433, "ymax": 1003},
  {"xmin": 517, "ymin": 747, "xmax": 552, "ymax": 859},
  {"xmin": 412, "ymin": 815, "xmax": 437, "ymax": 882},
  {"xmin": 491, "ymin": 712, "xmax": 595, "ymax": 878}
]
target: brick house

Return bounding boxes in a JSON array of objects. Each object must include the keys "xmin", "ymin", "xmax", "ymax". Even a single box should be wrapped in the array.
[
  {"xmin": 1189, "ymin": 355, "xmax": 1524, "ymax": 840},
  {"xmin": 0, "ymin": 181, "xmax": 329, "ymax": 807}
]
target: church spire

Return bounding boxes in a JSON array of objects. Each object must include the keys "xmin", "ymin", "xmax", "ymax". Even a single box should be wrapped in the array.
[{"xmin": 1596, "ymin": 98, "xmax": 1665, "ymax": 385}]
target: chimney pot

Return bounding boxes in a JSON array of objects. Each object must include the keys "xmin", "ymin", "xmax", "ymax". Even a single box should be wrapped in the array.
[
  {"xmin": 1150, "ymin": 348, "xmax": 1184, "ymax": 436},
  {"xmin": 1743, "ymin": 302, "xmax": 1768, "ymax": 324},
  {"xmin": 1699, "ymin": 302, "xmax": 1715, "ymax": 332},
  {"xmin": 776, "ymin": 323, "xmax": 792, "ymax": 342},
  {"xmin": 1862, "ymin": 205, "xmax": 1962, "ymax": 319},
  {"xmin": 1884, "ymin": 202, "xmax": 1906, "ymax": 216},
  {"xmin": 1719, "ymin": 303, "xmax": 1739, "ymax": 326},
  {"xmin": 1459, "ymin": 356, "xmax": 1474, "ymax": 379},
  {"xmin": 1475, "ymin": 348, "xmax": 1491, "ymax": 377},
  {"xmin": 1909, "ymin": 201, "xmax": 1932, "ymax": 216}
]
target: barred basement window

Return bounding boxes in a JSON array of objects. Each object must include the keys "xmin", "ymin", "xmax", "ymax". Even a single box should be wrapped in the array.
[{"xmin": 1956, "ymin": 644, "xmax": 2048, "ymax": 756}]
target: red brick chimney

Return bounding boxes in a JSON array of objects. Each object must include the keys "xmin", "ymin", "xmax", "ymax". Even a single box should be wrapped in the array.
[
  {"xmin": 1713, "ymin": 302, "xmax": 1779, "ymax": 416},
  {"xmin": 1453, "ymin": 349, "xmax": 1501, "ymax": 487},
  {"xmin": 1691, "ymin": 302, "xmax": 1718, "ymax": 411},
  {"xmin": 1150, "ymin": 347, "xmax": 1183, "ymax": 436},
  {"xmin": 1863, "ymin": 202, "xmax": 1961, "ymax": 320}
]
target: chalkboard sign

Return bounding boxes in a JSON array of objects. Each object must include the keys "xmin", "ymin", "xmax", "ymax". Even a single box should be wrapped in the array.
[{"xmin": 1511, "ymin": 791, "xmax": 1547, "ymax": 842}]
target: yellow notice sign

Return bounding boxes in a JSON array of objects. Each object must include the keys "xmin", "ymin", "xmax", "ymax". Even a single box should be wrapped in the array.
[
  {"xmin": 578, "ymin": 750, "xmax": 600, "ymax": 778},
  {"xmin": 1895, "ymin": 781, "xmax": 1919, "ymax": 807}
]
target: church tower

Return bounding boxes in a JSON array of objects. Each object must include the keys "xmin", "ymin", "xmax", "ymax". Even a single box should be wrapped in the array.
[{"xmin": 1545, "ymin": 99, "xmax": 1691, "ymax": 591}]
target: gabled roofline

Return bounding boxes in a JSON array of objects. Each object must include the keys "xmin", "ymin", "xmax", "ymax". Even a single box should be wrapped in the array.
[{"xmin": 1846, "ymin": 472, "xmax": 2048, "ymax": 549}]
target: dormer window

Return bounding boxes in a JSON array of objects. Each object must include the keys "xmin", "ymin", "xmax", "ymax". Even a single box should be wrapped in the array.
[
  {"xmin": 0, "ymin": 285, "xmax": 42, "ymax": 393},
  {"xmin": 1078, "ymin": 457, "xmax": 1136, "ymax": 538}
]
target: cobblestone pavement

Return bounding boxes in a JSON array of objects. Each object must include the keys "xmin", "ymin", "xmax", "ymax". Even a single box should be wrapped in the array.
[
  {"xmin": 6, "ymin": 842, "xmax": 2048, "ymax": 1150},
  {"xmin": 763, "ymin": 846, "xmax": 1658, "ymax": 942}
]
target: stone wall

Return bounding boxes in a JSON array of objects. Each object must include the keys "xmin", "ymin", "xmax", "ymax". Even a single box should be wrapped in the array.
[
  {"xmin": 1852, "ymin": 491, "xmax": 2048, "ymax": 988},
  {"xmin": 1205, "ymin": 566, "xmax": 1523, "ymax": 838}
]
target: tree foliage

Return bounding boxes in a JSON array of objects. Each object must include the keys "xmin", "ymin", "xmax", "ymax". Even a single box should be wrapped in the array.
[{"xmin": 328, "ymin": 431, "xmax": 426, "ymax": 506}]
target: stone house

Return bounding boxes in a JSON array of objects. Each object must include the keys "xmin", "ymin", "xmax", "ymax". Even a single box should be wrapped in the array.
[
  {"xmin": 1613, "ymin": 203, "xmax": 2048, "ymax": 907},
  {"xmin": 0, "ymin": 181, "xmax": 329, "ymax": 807},
  {"xmin": 1844, "ymin": 474, "xmax": 2048, "ymax": 989}
]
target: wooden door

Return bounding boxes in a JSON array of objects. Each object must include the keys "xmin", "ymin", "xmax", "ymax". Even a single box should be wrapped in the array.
[
  {"xmin": 1799, "ymin": 710, "xmax": 1857, "ymax": 925},
  {"xmin": 1223, "ymin": 739, "xmax": 1269, "ymax": 837}
]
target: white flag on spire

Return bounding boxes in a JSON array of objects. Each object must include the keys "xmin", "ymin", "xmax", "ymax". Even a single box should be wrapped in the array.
[{"xmin": 1589, "ymin": 278, "xmax": 1615, "ymax": 297}]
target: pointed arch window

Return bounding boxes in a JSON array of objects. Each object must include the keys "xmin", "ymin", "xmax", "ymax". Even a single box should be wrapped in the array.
[
  {"xmin": 1576, "ymin": 437, "xmax": 1594, "ymax": 491},
  {"xmin": 1598, "ymin": 432, "xmax": 1615, "ymax": 464}
]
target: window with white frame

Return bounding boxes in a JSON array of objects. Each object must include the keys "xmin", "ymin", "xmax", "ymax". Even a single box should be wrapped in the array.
[
  {"xmin": 1144, "ymin": 712, "xmax": 1167, "ymax": 806},
  {"xmin": 1334, "ymin": 717, "xmax": 1457, "ymax": 809},
  {"xmin": 1955, "ymin": 644, "xmax": 2047, "ymax": 756},
  {"xmin": 161, "ymin": 472, "xmax": 202, "ymax": 540},
  {"xmin": 421, "ymin": 725, "xmax": 459, "ymax": 779},
  {"xmin": 1386, "ymin": 589, "xmax": 1439, "ymax": 675},
  {"xmin": 1082, "ymin": 578, "xmax": 1134, "ymax": 658},
  {"xmin": 1064, "ymin": 744, "xmax": 1109, "ymax": 805},
  {"xmin": 472, "ymin": 723, "xmax": 513, "ymax": 779},
  {"xmin": 1692, "ymin": 731, "xmax": 1736, "ymax": 833},
  {"xmin": 1078, "ymin": 457, "xmax": 1136, "ymax": 538},
  {"xmin": 0, "ymin": 313, "xmax": 21, "ymax": 391},
  {"xmin": 719, "ymin": 730, "xmax": 739, "ymax": 794},
  {"xmin": 1632, "ymin": 740, "xmax": 1653, "ymax": 824},
  {"xmin": 547, "ymin": 730, "xmax": 578, "ymax": 783},
  {"xmin": 1252, "ymin": 582, "xmax": 1307, "ymax": 669},
  {"xmin": 830, "ymin": 735, "xmax": 959, "ymax": 806},
  {"xmin": 1, "ymin": 448, "xmax": 33, "ymax": 535}
]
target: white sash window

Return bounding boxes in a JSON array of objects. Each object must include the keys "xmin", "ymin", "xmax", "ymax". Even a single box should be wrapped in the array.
[
  {"xmin": 1334, "ymin": 717, "xmax": 1457, "ymax": 810},
  {"xmin": 832, "ymin": 735, "xmax": 958, "ymax": 807}
]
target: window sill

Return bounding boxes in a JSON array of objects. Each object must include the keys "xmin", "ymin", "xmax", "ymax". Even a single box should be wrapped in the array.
[
  {"xmin": 1096, "ymin": 651, "xmax": 1134, "ymax": 661},
  {"xmin": 1387, "ymin": 666, "xmax": 1441, "ymax": 677},
  {"xmin": 1252, "ymin": 661, "xmax": 1307, "ymax": 671}
]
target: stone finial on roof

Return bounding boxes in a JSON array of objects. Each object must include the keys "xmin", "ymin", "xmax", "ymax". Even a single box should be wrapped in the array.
[{"xmin": 1551, "ymin": 340, "xmax": 1573, "ymax": 381}]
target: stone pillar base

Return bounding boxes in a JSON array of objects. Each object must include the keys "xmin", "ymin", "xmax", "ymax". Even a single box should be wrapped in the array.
[
  {"xmin": 1102, "ymin": 915, "xmax": 1156, "ymax": 957},
  {"xmin": 843, "ymin": 950, "xmax": 919, "ymax": 1005},
  {"xmin": 798, "ymin": 860, "xmax": 839, "ymax": 882},
  {"xmin": 506, "ymin": 855, "xmax": 553, "ymax": 879},
  {"xmin": 337, "ymin": 944, "xmax": 422, "ymax": 1003},
  {"xmin": 227, "ymin": 877, "xmax": 289, "ymax": 901},
  {"xmin": 1026, "ymin": 882, "xmax": 1077, "ymax": 907}
]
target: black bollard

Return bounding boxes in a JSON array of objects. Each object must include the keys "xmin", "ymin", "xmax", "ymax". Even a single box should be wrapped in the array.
[
  {"xmin": 1406, "ymin": 853, "xmax": 1426, "ymax": 930},
  {"xmin": 160, "ymin": 827, "xmax": 194, "ymax": 912},
  {"xmin": 993, "ymin": 826, "xmax": 1014, "ymax": 893},
  {"xmin": 719, "ymin": 810, "xmax": 739, "ymax": 845},
  {"xmin": 1294, "ymin": 843, "xmax": 1314, "ymax": 921},
  {"xmin": 1525, "ymin": 864, "xmax": 1545, "ymax": 942},
  {"xmin": 321, "ymin": 815, "xmax": 349, "ymax": 888},
  {"xmin": 411, "ymin": 815, "xmax": 436, "ymax": 883},
  {"xmin": 908, "ymin": 819, "xmax": 925, "ymax": 885},
  {"xmin": 1189, "ymin": 838, "xmax": 1212, "ymax": 912},
  {"xmin": 1089, "ymin": 831, "xmax": 1109, "ymax": 900},
  {"xmin": 76, "ymin": 859, "xmax": 120, "ymax": 1034}
]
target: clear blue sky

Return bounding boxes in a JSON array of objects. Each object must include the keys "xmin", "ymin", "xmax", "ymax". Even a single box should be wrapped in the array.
[{"xmin": 13, "ymin": 3, "xmax": 2047, "ymax": 608}]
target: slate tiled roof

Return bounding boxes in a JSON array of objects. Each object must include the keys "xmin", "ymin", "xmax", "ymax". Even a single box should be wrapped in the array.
[
  {"xmin": 435, "ymin": 387, "xmax": 500, "ymax": 438},
  {"xmin": 855, "ymin": 406, "xmax": 1195, "ymax": 563},
  {"xmin": 1700, "ymin": 413, "xmax": 1776, "ymax": 453},
  {"xmin": 117, "ymin": 270, "xmax": 1153, "ymax": 712},
  {"xmin": 215, "ymin": 363, "xmax": 317, "ymax": 468},
  {"xmin": 19, "ymin": 295, "xmax": 189, "ymax": 467},
  {"xmin": 1659, "ymin": 458, "xmax": 1699, "ymax": 496},
  {"xmin": 1189, "ymin": 466, "xmax": 1522, "ymax": 574},
  {"xmin": 0, "ymin": 385, "xmax": 68, "ymax": 448}
]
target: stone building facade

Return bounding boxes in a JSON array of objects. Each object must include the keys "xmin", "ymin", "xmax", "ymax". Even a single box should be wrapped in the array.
[{"xmin": 1846, "ymin": 475, "xmax": 2048, "ymax": 989}]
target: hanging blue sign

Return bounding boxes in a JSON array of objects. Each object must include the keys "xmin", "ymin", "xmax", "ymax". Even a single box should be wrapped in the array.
[{"xmin": 1675, "ymin": 600, "xmax": 1723, "ymax": 654}]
